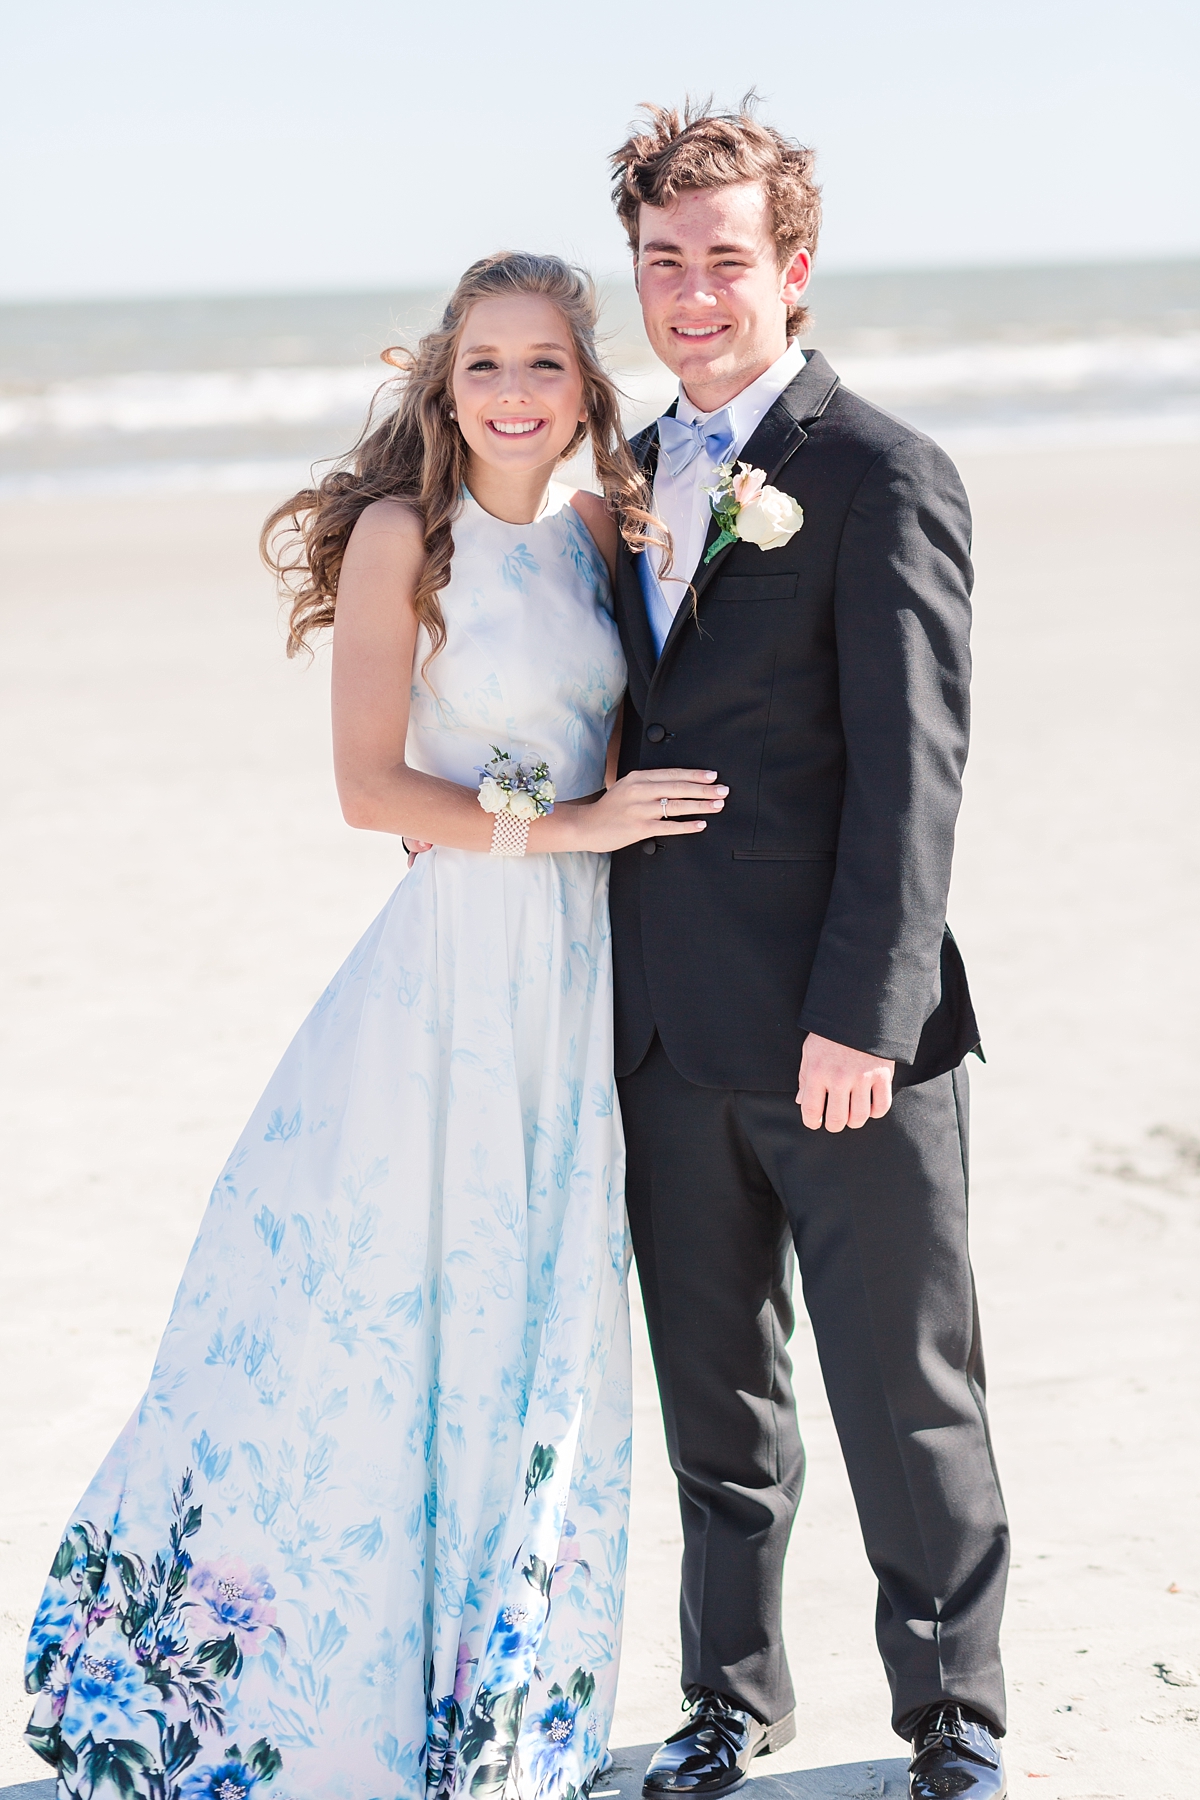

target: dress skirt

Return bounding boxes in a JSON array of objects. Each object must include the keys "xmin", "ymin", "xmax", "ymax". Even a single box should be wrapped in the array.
[{"xmin": 25, "ymin": 846, "xmax": 632, "ymax": 1800}]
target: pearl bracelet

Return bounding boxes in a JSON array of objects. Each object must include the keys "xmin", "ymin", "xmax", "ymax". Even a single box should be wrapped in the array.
[{"xmin": 489, "ymin": 812, "xmax": 530, "ymax": 857}]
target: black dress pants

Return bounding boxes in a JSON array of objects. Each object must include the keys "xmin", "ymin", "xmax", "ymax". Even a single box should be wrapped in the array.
[{"xmin": 617, "ymin": 1036, "xmax": 1008, "ymax": 1739}]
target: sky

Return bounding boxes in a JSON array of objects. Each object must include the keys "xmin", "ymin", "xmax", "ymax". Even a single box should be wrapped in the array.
[{"xmin": 3, "ymin": 0, "xmax": 1198, "ymax": 302}]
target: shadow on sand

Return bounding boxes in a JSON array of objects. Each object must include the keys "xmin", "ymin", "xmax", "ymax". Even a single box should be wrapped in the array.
[
  {"xmin": 1, "ymin": 1749, "xmax": 911, "ymax": 1800},
  {"xmin": 607, "ymin": 1745, "xmax": 910, "ymax": 1800}
]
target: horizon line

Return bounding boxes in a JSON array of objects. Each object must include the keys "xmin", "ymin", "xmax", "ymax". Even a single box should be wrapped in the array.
[{"xmin": 2, "ymin": 249, "xmax": 1198, "ymax": 313}]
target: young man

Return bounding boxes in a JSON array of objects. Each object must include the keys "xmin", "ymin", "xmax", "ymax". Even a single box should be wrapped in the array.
[{"xmin": 607, "ymin": 102, "xmax": 1009, "ymax": 1800}]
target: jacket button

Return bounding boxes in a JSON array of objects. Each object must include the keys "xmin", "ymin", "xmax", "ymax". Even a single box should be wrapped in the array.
[
  {"xmin": 642, "ymin": 840, "xmax": 658, "ymax": 856},
  {"xmin": 645, "ymin": 723, "xmax": 667, "ymax": 744}
]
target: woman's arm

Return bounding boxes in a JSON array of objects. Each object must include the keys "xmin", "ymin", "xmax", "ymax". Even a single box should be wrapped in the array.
[
  {"xmin": 331, "ymin": 500, "xmax": 724, "ymax": 853},
  {"xmin": 331, "ymin": 499, "xmax": 494, "ymax": 852}
]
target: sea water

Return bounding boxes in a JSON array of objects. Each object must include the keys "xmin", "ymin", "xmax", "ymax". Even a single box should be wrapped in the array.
[{"xmin": 1, "ymin": 260, "xmax": 1197, "ymax": 499}]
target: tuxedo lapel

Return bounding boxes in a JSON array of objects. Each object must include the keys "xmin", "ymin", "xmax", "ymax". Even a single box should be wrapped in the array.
[
  {"xmin": 616, "ymin": 416, "xmax": 669, "ymax": 694},
  {"xmin": 616, "ymin": 544, "xmax": 657, "ymax": 694},
  {"xmin": 652, "ymin": 350, "xmax": 841, "ymax": 669}
]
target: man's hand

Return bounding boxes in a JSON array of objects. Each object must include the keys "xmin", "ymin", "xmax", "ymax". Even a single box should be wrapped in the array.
[{"xmin": 796, "ymin": 1033, "xmax": 895, "ymax": 1132}]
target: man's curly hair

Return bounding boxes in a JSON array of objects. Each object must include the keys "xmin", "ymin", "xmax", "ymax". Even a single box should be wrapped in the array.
[{"xmin": 610, "ymin": 94, "xmax": 822, "ymax": 335}]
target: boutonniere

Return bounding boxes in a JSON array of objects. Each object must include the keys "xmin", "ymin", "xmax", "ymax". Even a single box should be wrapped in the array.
[{"xmin": 703, "ymin": 461, "xmax": 805, "ymax": 563}]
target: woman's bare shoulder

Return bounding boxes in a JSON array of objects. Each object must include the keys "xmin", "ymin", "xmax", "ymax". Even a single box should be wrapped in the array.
[
  {"xmin": 566, "ymin": 488, "xmax": 619, "ymax": 579},
  {"xmin": 350, "ymin": 496, "xmax": 424, "ymax": 544},
  {"xmin": 342, "ymin": 498, "xmax": 426, "ymax": 581}
]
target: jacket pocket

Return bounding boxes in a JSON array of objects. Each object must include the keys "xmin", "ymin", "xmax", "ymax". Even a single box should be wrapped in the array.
[
  {"xmin": 732, "ymin": 850, "xmax": 835, "ymax": 861},
  {"xmin": 715, "ymin": 572, "xmax": 800, "ymax": 601}
]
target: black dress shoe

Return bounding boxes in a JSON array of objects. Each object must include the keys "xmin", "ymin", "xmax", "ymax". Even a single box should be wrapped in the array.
[
  {"xmin": 909, "ymin": 1705, "xmax": 1006, "ymax": 1800},
  {"xmin": 642, "ymin": 1690, "xmax": 796, "ymax": 1796}
]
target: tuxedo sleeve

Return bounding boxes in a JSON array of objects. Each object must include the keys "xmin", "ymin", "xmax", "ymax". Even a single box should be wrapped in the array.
[{"xmin": 797, "ymin": 433, "xmax": 973, "ymax": 1064}]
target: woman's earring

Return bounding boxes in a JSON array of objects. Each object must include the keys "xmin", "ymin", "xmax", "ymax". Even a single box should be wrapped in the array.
[{"xmin": 449, "ymin": 409, "xmax": 457, "ymax": 420}]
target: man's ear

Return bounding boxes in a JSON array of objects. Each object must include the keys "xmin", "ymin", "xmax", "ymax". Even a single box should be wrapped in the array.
[
  {"xmin": 632, "ymin": 252, "xmax": 641, "ymax": 295},
  {"xmin": 780, "ymin": 246, "xmax": 812, "ymax": 307}
]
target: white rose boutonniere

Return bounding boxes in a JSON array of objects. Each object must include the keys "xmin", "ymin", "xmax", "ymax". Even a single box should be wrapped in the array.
[{"xmin": 703, "ymin": 461, "xmax": 804, "ymax": 563}]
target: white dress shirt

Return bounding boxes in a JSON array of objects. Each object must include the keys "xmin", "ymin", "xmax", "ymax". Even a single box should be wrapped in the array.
[{"xmin": 644, "ymin": 338, "xmax": 807, "ymax": 653}]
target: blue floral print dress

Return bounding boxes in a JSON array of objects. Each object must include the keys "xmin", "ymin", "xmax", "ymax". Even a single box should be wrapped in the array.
[{"xmin": 25, "ymin": 485, "xmax": 632, "ymax": 1800}]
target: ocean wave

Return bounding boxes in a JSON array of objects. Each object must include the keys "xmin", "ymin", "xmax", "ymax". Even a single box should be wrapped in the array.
[
  {"xmin": 939, "ymin": 409, "xmax": 1200, "ymax": 454},
  {"xmin": 616, "ymin": 333, "xmax": 1200, "ymax": 416},
  {"xmin": 835, "ymin": 332, "xmax": 1200, "ymax": 401},
  {"xmin": 2, "ymin": 333, "xmax": 1197, "ymax": 442},
  {"xmin": 0, "ymin": 458, "xmax": 314, "ymax": 501},
  {"xmin": 0, "ymin": 365, "xmax": 385, "ymax": 438},
  {"xmin": 3, "ymin": 408, "xmax": 1196, "ymax": 503}
]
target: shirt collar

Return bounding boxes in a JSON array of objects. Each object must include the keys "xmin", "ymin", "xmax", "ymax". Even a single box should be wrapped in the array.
[{"xmin": 675, "ymin": 338, "xmax": 807, "ymax": 450}]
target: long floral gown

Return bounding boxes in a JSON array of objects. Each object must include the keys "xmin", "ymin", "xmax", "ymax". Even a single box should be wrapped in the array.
[{"xmin": 25, "ymin": 484, "xmax": 632, "ymax": 1800}]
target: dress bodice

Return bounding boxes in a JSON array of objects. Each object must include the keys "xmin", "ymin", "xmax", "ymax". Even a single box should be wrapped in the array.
[{"xmin": 406, "ymin": 483, "xmax": 625, "ymax": 802}]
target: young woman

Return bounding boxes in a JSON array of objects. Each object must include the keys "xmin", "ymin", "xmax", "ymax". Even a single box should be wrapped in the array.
[{"xmin": 23, "ymin": 253, "xmax": 725, "ymax": 1800}]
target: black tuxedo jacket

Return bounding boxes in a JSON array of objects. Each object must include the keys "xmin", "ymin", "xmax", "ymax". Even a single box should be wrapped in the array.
[{"xmin": 610, "ymin": 348, "xmax": 981, "ymax": 1091}]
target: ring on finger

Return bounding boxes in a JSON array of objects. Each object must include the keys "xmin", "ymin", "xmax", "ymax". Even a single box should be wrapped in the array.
[{"xmin": 660, "ymin": 796, "xmax": 670, "ymax": 821}]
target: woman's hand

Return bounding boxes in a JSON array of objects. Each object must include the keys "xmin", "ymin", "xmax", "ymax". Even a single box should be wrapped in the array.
[{"xmin": 565, "ymin": 768, "xmax": 727, "ymax": 853}]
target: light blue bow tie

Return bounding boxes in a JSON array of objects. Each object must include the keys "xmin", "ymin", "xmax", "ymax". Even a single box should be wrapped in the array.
[{"xmin": 657, "ymin": 407, "xmax": 737, "ymax": 476}]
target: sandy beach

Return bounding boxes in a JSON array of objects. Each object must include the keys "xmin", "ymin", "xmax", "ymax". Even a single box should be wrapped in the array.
[{"xmin": 1, "ymin": 443, "xmax": 1198, "ymax": 1799}]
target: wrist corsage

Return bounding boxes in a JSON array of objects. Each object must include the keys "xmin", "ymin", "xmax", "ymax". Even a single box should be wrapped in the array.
[
  {"xmin": 703, "ymin": 461, "xmax": 805, "ymax": 563},
  {"xmin": 477, "ymin": 746, "xmax": 556, "ymax": 857}
]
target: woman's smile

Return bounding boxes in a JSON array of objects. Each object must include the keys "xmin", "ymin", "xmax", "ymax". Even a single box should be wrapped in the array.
[{"xmin": 485, "ymin": 417, "xmax": 549, "ymax": 437}]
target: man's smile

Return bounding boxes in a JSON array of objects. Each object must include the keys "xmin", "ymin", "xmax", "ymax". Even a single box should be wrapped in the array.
[{"xmin": 671, "ymin": 324, "xmax": 730, "ymax": 340}]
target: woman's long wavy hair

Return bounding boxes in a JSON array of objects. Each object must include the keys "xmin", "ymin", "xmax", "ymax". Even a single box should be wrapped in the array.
[{"xmin": 262, "ymin": 251, "xmax": 667, "ymax": 663}]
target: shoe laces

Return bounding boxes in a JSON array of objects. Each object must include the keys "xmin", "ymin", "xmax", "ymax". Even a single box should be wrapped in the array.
[
  {"xmin": 669, "ymin": 1689, "xmax": 746, "ymax": 1755},
  {"xmin": 683, "ymin": 1687, "xmax": 738, "ymax": 1719},
  {"xmin": 912, "ymin": 1706, "xmax": 999, "ymax": 1772}
]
